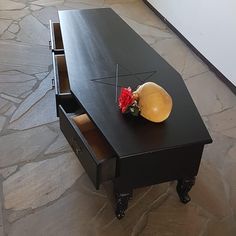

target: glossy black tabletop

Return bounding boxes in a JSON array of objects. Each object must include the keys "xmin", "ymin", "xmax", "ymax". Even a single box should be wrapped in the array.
[{"xmin": 59, "ymin": 8, "xmax": 212, "ymax": 158}]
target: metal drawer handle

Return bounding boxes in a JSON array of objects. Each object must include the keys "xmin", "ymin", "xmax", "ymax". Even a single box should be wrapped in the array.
[
  {"xmin": 52, "ymin": 78, "xmax": 55, "ymax": 89},
  {"xmin": 75, "ymin": 146, "xmax": 82, "ymax": 156},
  {"xmin": 71, "ymin": 138, "xmax": 82, "ymax": 155}
]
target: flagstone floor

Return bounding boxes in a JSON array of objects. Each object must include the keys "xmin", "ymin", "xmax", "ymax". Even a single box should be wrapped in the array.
[{"xmin": 0, "ymin": 0, "xmax": 236, "ymax": 235}]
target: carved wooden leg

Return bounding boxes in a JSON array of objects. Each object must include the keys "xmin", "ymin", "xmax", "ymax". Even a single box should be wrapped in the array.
[
  {"xmin": 176, "ymin": 177, "xmax": 195, "ymax": 204},
  {"xmin": 115, "ymin": 191, "xmax": 132, "ymax": 219}
]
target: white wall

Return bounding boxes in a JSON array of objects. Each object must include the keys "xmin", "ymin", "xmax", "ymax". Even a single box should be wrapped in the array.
[{"xmin": 148, "ymin": 0, "xmax": 236, "ymax": 86}]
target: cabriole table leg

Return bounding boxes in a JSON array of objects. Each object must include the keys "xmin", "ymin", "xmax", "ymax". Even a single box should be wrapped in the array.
[
  {"xmin": 115, "ymin": 191, "xmax": 133, "ymax": 219},
  {"xmin": 176, "ymin": 177, "xmax": 195, "ymax": 204}
]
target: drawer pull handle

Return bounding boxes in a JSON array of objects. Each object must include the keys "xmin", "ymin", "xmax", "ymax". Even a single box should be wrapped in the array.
[
  {"xmin": 49, "ymin": 40, "xmax": 52, "ymax": 50},
  {"xmin": 75, "ymin": 146, "xmax": 82, "ymax": 155},
  {"xmin": 71, "ymin": 138, "xmax": 82, "ymax": 155},
  {"xmin": 52, "ymin": 78, "xmax": 55, "ymax": 88}
]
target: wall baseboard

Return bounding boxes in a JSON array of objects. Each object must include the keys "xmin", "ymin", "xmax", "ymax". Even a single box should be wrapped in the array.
[{"xmin": 143, "ymin": 0, "xmax": 236, "ymax": 95}]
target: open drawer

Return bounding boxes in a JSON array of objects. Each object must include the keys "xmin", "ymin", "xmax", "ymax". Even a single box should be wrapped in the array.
[
  {"xmin": 59, "ymin": 105, "xmax": 117, "ymax": 189},
  {"xmin": 53, "ymin": 54, "xmax": 78, "ymax": 116},
  {"xmin": 49, "ymin": 21, "xmax": 64, "ymax": 54}
]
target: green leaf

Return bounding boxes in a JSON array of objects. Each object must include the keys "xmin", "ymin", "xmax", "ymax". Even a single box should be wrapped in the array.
[{"xmin": 130, "ymin": 106, "xmax": 140, "ymax": 116}]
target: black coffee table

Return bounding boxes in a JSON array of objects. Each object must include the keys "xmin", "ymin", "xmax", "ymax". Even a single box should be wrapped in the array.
[{"xmin": 58, "ymin": 8, "xmax": 212, "ymax": 219}]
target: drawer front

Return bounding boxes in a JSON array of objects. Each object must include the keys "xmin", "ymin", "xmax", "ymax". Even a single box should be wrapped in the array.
[
  {"xmin": 52, "ymin": 53, "xmax": 79, "ymax": 116},
  {"xmin": 52, "ymin": 53, "xmax": 70, "ymax": 95},
  {"xmin": 59, "ymin": 106, "xmax": 116, "ymax": 189},
  {"xmin": 49, "ymin": 21, "xmax": 64, "ymax": 54}
]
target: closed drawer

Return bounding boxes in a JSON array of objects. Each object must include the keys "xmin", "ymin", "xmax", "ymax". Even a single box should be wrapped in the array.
[
  {"xmin": 59, "ymin": 105, "xmax": 117, "ymax": 189},
  {"xmin": 53, "ymin": 54, "xmax": 78, "ymax": 115},
  {"xmin": 49, "ymin": 21, "xmax": 64, "ymax": 54}
]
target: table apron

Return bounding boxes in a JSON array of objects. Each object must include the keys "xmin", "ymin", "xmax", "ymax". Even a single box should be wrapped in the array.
[{"xmin": 114, "ymin": 144, "xmax": 204, "ymax": 191}]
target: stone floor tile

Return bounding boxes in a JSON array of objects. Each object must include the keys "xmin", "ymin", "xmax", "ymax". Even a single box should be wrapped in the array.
[
  {"xmin": 17, "ymin": 15, "xmax": 50, "ymax": 46},
  {"xmin": 108, "ymin": 1, "xmax": 167, "ymax": 29},
  {"xmin": 0, "ymin": 31, "xmax": 15, "ymax": 40},
  {"xmin": 206, "ymin": 216, "xmax": 236, "ymax": 236},
  {"xmin": 66, "ymin": 177, "xmax": 124, "ymax": 229},
  {"xmin": 0, "ymin": 125, "xmax": 57, "ymax": 167},
  {"xmin": 3, "ymin": 104, "xmax": 16, "ymax": 117},
  {"xmin": 152, "ymin": 37, "xmax": 190, "ymax": 73},
  {"xmin": 0, "ymin": 64, "xmax": 48, "ymax": 75},
  {"xmin": 0, "ymin": 202, "xmax": 3, "ymax": 236},
  {"xmin": 10, "ymin": 72, "xmax": 52, "ymax": 122},
  {"xmin": 8, "ymin": 23, "xmax": 20, "ymax": 34},
  {"xmin": 20, "ymin": 90, "xmax": 32, "ymax": 98},
  {"xmin": 0, "ymin": 97, "xmax": 8, "ymax": 110},
  {"xmin": 0, "ymin": 79, "xmax": 36, "ymax": 97},
  {"xmin": 181, "ymin": 51, "xmax": 209, "ymax": 80},
  {"xmin": 35, "ymin": 71, "xmax": 49, "ymax": 80},
  {"xmin": 228, "ymin": 144, "xmax": 236, "ymax": 161},
  {"xmin": 0, "ymin": 193, "xmax": 4, "ymax": 235},
  {"xmin": 46, "ymin": 119, "xmax": 60, "ymax": 129},
  {"xmin": 7, "ymin": 208, "xmax": 34, "ymax": 224},
  {"xmin": 0, "ymin": 166, "xmax": 18, "ymax": 179},
  {"xmin": 0, "ymin": 0, "xmax": 25, "ymax": 10},
  {"xmin": 191, "ymin": 160, "xmax": 231, "ymax": 218},
  {"xmin": 140, "ymin": 196, "xmax": 209, "ymax": 236},
  {"xmin": 223, "ymin": 159, "xmax": 236, "ymax": 216},
  {"xmin": 0, "ymin": 102, "xmax": 11, "ymax": 115},
  {"xmin": 222, "ymin": 127, "xmax": 236, "ymax": 139},
  {"xmin": 0, "ymin": 19, "xmax": 12, "ymax": 35},
  {"xmin": 202, "ymin": 131, "xmax": 234, "ymax": 170},
  {"xmin": 0, "ymin": 8, "xmax": 31, "ymax": 21},
  {"xmin": 30, "ymin": 5, "xmax": 43, "ymax": 11},
  {"xmin": 73, "ymin": 173, "xmax": 107, "ymax": 200},
  {"xmin": 65, "ymin": 0, "xmax": 104, "ymax": 6},
  {"xmin": 9, "ymin": 90, "xmax": 57, "ymax": 130},
  {"xmin": 97, "ymin": 181, "xmax": 171, "ymax": 234},
  {"xmin": 0, "ymin": 94, "xmax": 21, "ymax": 104},
  {"xmin": 32, "ymin": 0, "xmax": 64, "ymax": 7},
  {"xmin": 122, "ymin": 16, "xmax": 172, "ymax": 45},
  {"xmin": 0, "ymin": 71, "xmax": 35, "ymax": 83},
  {"xmin": 3, "ymin": 152, "xmax": 84, "ymax": 211},
  {"xmin": 208, "ymin": 107, "xmax": 236, "ymax": 133},
  {"xmin": 7, "ymin": 0, "xmax": 29, "ymax": 2},
  {"xmin": 107, "ymin": 183, "xmax": 170, "ymax": 235},
  {"xmin": 152, "ymin": 36, "xmax": 209, "ymax": 80},
  {"xmin": 32, "ymin": 6, "xmax": 59, "ymax": 25},
  {"xmin": 0, "ymin": 116, "xmax": 7, "ymax": 132},
  {"xmin": 105, "ymin": 0, "xmax": 138, "ymax": 4},
  {"xmin": 63, "ymin": 1, "xmax": 102, "ymax": 9},
  {"xmin": 185, "ymin": 71, "xmax": 236, "ymax": 116},
  {"xmin": 45, "ymin": 132, "xmax": 71, "ymax": 154},
  {"xmin": 7, "ymin": 190, "xmax": 116, "ymax": 236},
  {"xmin": 0, "ymin": 40, "xmax": 51, "ymax": 73}
]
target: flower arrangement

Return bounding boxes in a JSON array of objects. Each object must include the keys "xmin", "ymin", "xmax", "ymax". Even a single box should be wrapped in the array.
[
  {"xmin": 118, "ymin": 83, "xmax": 173, "ymax": 123},
  {"xmin": 118, "ymin": 87, "xmax": 139, "ymax": 116}
]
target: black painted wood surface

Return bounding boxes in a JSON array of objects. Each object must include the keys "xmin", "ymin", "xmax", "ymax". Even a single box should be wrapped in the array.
[{"xmin": 59, "ymin": 8, "xmax": 212, "ymax": 158}]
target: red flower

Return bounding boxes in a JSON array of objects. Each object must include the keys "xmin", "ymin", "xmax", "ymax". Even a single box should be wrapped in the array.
[{"xmin": 118, "ymin": 87, "xmax": 134, "ymax": 113}]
